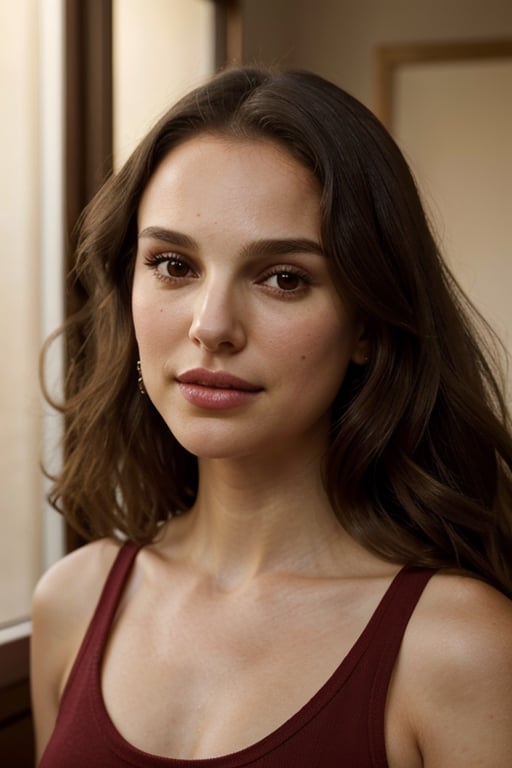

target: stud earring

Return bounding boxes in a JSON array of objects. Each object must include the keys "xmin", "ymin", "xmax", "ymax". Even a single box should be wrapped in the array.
[{"xmin": 136, "ymin": 360, "xmax": 146, "ymax": 395}]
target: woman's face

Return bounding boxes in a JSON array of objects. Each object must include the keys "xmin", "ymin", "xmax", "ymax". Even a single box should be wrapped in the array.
[{"xmin": 132, "ymin": 134, "xmax": 366, "ymax": 461}]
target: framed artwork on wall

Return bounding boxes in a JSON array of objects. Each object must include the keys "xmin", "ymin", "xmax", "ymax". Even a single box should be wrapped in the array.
[{"xmin": 375, "ymin": 40, "xmax": 512, "ymax": 365}]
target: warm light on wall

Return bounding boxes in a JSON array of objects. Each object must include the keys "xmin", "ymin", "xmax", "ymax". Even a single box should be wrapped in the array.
[{"xmin": 112, "ymin": 0, "xmax": 216, "ymax": 169}]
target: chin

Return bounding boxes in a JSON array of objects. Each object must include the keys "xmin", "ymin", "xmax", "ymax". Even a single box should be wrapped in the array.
[
  {"xmin": 167, "ymin": 422, "xmax": 258, "ymax": 461},
  {"xmin": 178, "ymin": 441, "xmax": 255, "ymax": 462}
]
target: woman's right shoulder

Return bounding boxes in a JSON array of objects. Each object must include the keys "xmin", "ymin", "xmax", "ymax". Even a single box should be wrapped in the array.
[
  {"xmin": 31, "ymin": 538, "xmax": 123, "ymax": 697},
  {"xmin": 33, "ymin": 537, "xmax": 123, "ymax": 619},
  {"xmin": 31, "ymin": 538, "xmax": 126, "ymax": 760}
]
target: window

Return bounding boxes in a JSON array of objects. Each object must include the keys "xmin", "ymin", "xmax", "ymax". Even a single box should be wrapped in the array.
[
  {"xmin": 0, "ymin": 1, "xmax": 64, "ymax": 761},
  {"xmin": 113, "ymin": 0, "xmax": 217, "ymax": 167},
  {"xmin": 0, "ymin": 0, "xmax": 64, "ymax": 639}
]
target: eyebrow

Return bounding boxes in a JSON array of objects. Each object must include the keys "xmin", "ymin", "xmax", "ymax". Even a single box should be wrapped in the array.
[
  {"xmin": 138, "ymin": 226, "xmax": 325, "ymax": 259},
  {"xmin": 138, "ymin": 227, "xmax": 196, "ymax": 250}
]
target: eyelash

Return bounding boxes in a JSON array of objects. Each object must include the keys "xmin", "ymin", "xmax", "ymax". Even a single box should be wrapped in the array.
[
  {"xmin": 259, "ymin": 265, "xmax": 313, "ymax": 296},
  {"xmin": 143, "ymin": 253, "xmax": 313, "ymax": 297},
  {"xmin": 143, "ymin": 254, "xmax": 194, "ymax": 281}
]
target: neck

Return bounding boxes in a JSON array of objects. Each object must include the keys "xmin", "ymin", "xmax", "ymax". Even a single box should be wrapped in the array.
[{"xmin": 162, "ymin": 451, "xmax": 361, "ymax": 590}]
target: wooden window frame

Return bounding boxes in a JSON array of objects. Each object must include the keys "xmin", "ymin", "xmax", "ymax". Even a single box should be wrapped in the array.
[
  {"xmin": 0, "ymin": 636, "xmax": 33, "ymax": 766},
  {"xmin": 215, "ymin": 0, "xmax": 243, "ymax": 67}
]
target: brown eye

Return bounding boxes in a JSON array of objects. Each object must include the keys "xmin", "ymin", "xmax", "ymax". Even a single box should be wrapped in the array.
[
  {"xmin": 157, "ymin": 257, "xmax": 191, "ymax": 278},
  {"xmin": 275, "ymin": 272, "xmax": 301, "ymax": 291},
  {"xmin": 262, "ymin": 269, "xmax": 309, "ymax": 293}
]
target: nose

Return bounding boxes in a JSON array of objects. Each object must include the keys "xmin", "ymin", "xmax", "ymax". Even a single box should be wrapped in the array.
[{"xmin": 188, "ymin": 277, "xmax": 246, "ymax": 353}]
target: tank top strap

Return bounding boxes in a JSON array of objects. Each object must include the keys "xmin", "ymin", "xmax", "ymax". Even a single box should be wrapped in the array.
[
  {"xmin": 367, "ymin": 566, "xmax": 435, "ymax": 767},
  {"xmin": 88, "ymin": 541, "xmax": 141, "ymax": 644},
  {"xmin": 59, "ymin": 541, "xmax": 141, "ymax": 708}
]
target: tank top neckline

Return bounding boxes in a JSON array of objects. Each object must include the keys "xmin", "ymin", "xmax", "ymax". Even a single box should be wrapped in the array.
[{"xmin": 83, "ymin": 543, "xmax": 430, "ymax": 768}]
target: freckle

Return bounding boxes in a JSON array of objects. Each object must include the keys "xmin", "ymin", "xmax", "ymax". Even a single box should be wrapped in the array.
[{"xmin": 301, "ymin": 355, "xmax": 307, "ymax": 361}]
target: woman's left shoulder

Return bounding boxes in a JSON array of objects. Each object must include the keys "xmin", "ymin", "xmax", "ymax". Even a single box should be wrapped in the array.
[
  {"xmin": 404, "ymin": 571, "xmax": 512, "ymax": 686},
  {"xmin": 395, "ymin": 572, "xmax": 512, "ymax": 766},
  {"xmin": 412, "ymin": 571, "xmax": 512, "ymax": 653}
]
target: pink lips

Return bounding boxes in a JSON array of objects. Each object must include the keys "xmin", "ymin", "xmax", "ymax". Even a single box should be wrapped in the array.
[{"xmin": 176, "ymin": 368, "xmax": 262, "ymax": 410}]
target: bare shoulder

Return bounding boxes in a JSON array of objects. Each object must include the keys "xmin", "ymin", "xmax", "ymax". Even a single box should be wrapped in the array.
[
  {"xmin": 408, "ymin": 572, "xmax": 512, "ymax": 676},
  {"xmin": 32, "ymin": 537, "xmax": 122, "ymax": 638},
  {"xmin": 394, "ymin": 572, "xmax": 512, "ymax": 767},
  {"xmin": 31, "ymin": 538, "xmax": 122, "ymax": 760}
]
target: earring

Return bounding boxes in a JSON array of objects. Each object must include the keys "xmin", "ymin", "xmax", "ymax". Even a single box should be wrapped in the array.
[{"xmin": 136, "ymin": 360, "xmax": 146, "ymax": 395}]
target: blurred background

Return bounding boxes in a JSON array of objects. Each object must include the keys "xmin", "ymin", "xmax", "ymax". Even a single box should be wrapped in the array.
[{"xmin": 0, "ymin": 0, "xmax": 511, "ymax": 763}]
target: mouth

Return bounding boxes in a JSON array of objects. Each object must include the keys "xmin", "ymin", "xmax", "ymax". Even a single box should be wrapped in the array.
[
  {"xmin": 176, "ymin": 369, "xmax": 262, "ymax": 410},
  {"xmin": 176, "ymin": 369, "xmax": 262, "ymax": 392}
]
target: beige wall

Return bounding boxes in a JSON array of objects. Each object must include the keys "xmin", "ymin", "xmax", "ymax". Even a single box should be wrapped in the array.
[
  {"xmin": 394, "ymin": 59, "xmax": 512, "ymax": 354},
  {"xmin": 113, "ymin": 0, "xmax": 215, "ymax": 167},
  {"xmin": 242, "ymin": 0, "xmax": 512, "ymax": 108},
  {"xmin": 0, "ymin": 0, "xmax": 42, "ymax": 624}
]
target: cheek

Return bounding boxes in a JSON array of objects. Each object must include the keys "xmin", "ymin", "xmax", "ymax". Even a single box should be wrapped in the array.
[
  {"xmin": 286, "ymin": 313, "xmax": 352, "ymax": 362},
  {"xmin": 271, "ymin": 312, "xmax": 353, "ymax": 389},
  {"xmin": 131, "ymin": 278, "xmax": 150, "ymax": 337},
  {"xmin": 131, "ymin": 284, "xmax": 173, "ymax": 354},
  {"xmin": 132, "ymin": 302, "xmax": 155, "ymax": 353},
  {"xmin": 309, "ymin": 316, "xmax": 355, "ymax": 387}
]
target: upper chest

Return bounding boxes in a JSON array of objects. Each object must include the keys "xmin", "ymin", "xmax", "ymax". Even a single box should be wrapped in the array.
[{"xmin": 96, "ymin": 566, "xmax": 420, "ymax": 763}]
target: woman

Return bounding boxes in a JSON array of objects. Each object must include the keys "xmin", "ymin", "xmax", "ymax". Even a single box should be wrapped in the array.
[{"xmin": 32, "ymin": 67, "xmax": 512, "ymax": 767}]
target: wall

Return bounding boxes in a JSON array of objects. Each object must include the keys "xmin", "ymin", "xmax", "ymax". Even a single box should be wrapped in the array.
[
  {"xmin": 242, "ymin": 0, "xmax": 512, "ymax": 107},
  {"xmin": 113, "ymin": 0, "xmax": 215, "ymax": 167},
  {"xmin": 0, "ymin": 0, "xmax": 42, "ymax": 626},
  {"xmin": 393, "ymin": 57, "xmax": 512, "ymax": 354}
]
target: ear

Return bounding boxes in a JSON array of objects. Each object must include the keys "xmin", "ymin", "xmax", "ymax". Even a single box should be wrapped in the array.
[{"xmin": 350, "ymin": 320, "xmax": 370, "ymax": 366}]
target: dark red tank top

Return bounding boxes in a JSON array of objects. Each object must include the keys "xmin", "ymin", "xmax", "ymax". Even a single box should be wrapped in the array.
[{"xmin": 39, "ymin": 544, "xmax": 434, "ymax": 767}]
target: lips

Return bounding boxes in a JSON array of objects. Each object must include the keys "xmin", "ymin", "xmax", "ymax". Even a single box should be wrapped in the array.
[
  {"xmin": 176, "ymin": 369, "xmax": 263, "ymax": 410},
  {"xmin": 176, "ymin": 369, "xmax": 261, "ymax": 392}
]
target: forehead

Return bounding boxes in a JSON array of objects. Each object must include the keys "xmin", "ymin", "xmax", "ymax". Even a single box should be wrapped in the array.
[{"xmin": 137, "ymin": 134, "xmax": 322, "ymax": 236}]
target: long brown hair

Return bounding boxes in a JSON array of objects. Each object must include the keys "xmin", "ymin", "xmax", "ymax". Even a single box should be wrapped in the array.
[{"xmin": 41, "ymin": 67, "xmax": 512, "ymax": 596}]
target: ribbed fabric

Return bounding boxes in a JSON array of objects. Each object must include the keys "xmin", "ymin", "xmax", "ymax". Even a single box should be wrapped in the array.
[{"xmin": 39, "ymin": 544, "xmax": 434, "ymax": 767}]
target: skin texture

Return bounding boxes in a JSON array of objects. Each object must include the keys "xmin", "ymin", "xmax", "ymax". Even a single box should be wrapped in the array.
[{"xmin": 31, "ymin": 136, "xmax": 512, "ymax": 766}]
